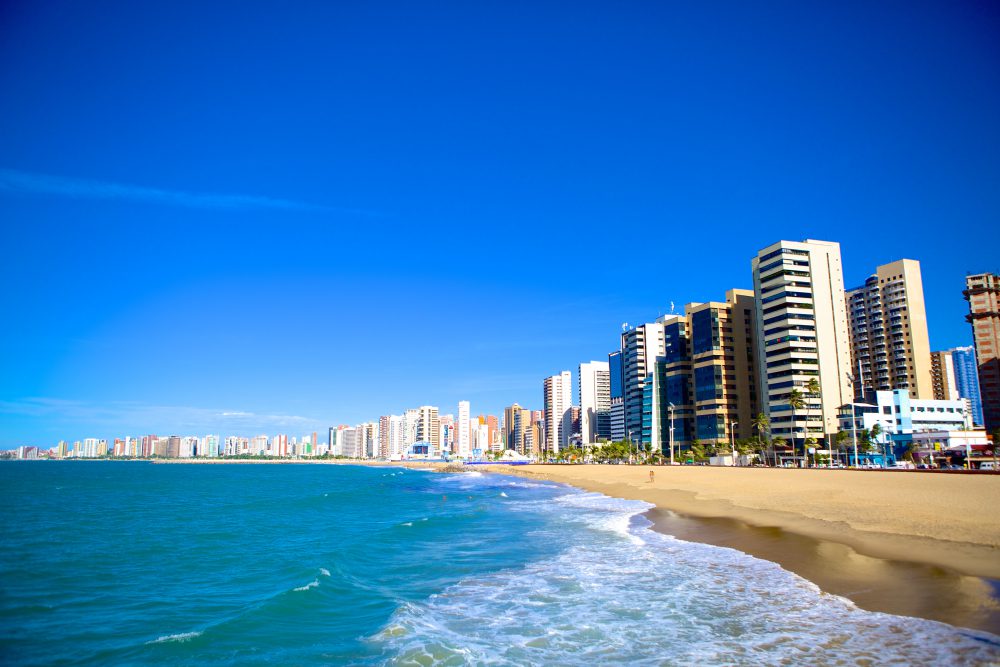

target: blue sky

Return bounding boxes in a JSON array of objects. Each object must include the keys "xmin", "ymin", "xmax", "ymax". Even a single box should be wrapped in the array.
[{"xmin": 1, "ymin": 1, "xmax": 998, "ymax": 446}]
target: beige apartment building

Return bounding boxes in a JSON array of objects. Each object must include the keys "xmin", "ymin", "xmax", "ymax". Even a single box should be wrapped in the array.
[
  {"xmin": 847, "ymin": 259, "xmax": 932, "ymax": 399},
  {"xmin": 930, "ymin": 350, "xmax": 959, "ymax": 400},
  {"xmin": 964, "ymin": 273, "xmax": 1000, "ymax": 432},
  {"xmin": 752, "ymin": 239, "xmax": 854, "ymax": 446}
]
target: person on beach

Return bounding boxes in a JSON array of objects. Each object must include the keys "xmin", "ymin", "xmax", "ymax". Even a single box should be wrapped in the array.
[{"xmin": 649, "ymin": 470, "xmax": 655, "ymax": 483}]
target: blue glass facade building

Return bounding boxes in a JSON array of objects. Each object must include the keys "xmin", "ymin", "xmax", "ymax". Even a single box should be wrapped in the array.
[{"xmin": 952, "ymin": 347, "xmax": 984, "ymax": 426}]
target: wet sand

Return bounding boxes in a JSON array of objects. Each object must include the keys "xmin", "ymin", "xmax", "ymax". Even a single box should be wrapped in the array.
[{"xmin": 481, "ymin": 464, "xmax": 1000, "ymax": 634}]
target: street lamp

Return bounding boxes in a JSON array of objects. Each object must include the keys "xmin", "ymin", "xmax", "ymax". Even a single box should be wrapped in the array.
[
  {"xmin": 729, "ymin": 421, "xmax": 738, "ymax": 466},
  {"xmin": 668, "ymin": 403, "xmax": 675, "ymax": 466}
]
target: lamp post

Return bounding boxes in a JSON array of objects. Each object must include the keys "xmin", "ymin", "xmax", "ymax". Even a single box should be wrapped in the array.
[
  {"xmin": 668, "ymin": 403, "xmax": 675, "ymax": 466},
  {"xmin": 729, "ymin": 421, "xmax": 738, "ymax": 467},
  {"xmin": 850, "ymin": 403, "xmax": 859, "ymax": 468}
]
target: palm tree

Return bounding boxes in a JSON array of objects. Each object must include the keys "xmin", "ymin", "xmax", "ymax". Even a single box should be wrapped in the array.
[
  {"xmin": 869, "ymin": 423, "xmax": 883, "ymax": 466},
  {"xmin": 834, "ymin": 430, "xmax": 849, "ymax": 466},
  {"xmin": 805, "ymin": 378, "xmax": 821, "ymax": 467},
  {"xmin": 751, "ymin": 413, "xmax": 770, "ymax": 466},
  {"xmin": 787, "ymin": 388, "xmax": 806, "ymax": 467}
]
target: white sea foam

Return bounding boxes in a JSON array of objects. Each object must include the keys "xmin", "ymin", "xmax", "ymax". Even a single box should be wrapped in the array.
[
  {"xmin": 319, "ymin": 568, "xmax": 331, "ymax": 577},
  {"xmin": 294, "ymin": 579, "xmax": 319, "ymax": 591},
  {"xmin": 500, "ymin": 492, "xmax": 508, "ymax": 497},
  {"xmin": 373, "ymin": 487, "xmax": 1000, "ymax": 665},
  {"xmin": 401, "ymin": 522, "xmax": 413, "ymax": 527},
  {"xmin": 147, "ymin": 631, "xmax": 202, "ymax": 644}
]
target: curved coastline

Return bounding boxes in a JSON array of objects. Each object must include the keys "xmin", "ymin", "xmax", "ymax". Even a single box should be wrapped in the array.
[{"xmin": 477, "ymin": 463, "xmax": 1000, "ymax": 634}]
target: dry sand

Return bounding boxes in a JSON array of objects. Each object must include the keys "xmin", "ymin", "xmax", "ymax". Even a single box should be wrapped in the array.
[{"xmin": 480, "ymin": 464, "xmax": 1000, "ymax": 632}]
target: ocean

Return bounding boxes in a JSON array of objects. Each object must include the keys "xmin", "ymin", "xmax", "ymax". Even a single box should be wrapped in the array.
[{"xmin": 1, "ymin": 461, "xmax": 997, "ymax": 665}]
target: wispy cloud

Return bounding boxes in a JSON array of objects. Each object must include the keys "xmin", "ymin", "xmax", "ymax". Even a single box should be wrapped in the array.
[
  {"xmin": 0, "ymin": 397, "xmax": 323, "ymax": 437},
  {"xmin": 0, "ymin": 168, "xmax": 369, "ymax": 215}
]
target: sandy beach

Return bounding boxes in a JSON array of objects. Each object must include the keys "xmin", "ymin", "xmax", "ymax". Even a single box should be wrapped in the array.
[{"xmin": 480, "ymin": 464, "xmax": 1000, "ymax": 633}]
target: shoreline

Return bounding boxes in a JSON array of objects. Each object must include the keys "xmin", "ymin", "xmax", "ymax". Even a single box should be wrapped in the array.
[
  {"xmin": 37, "ymin": 458, "xmax": 1000, "ymax": 632},
  {"xmin": 477, "ymin": 463, "xmax": 1000, "ymax": 634}
]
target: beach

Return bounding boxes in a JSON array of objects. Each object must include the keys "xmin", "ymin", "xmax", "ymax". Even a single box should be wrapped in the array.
[{"xmin": 479, "ymin": 463, "xmax": 1000, "ymax": 632}]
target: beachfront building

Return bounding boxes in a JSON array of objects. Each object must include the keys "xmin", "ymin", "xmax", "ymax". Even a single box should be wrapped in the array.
[
  {"xmin": 931, "ymin": 350, "xmax": 960, "ymax": 401},
  {"xmin": 578, "ymin": 360, "xmax": 611, "ymax": 445},
  {"xmin": 952, "ymin": 347, "xmax": 984, "ymax": 426},
  {"xmin": 910, "ymin": 429, "xmax": 993, "ymax": 468},
  {"xmin": 503, "ymin": 403, "xmax": 524, "ymax": 452},
  {"xmin": 622, "ymin": 323, "xmax": 665, "ymax": 446},
  {"xmin": 837, "ymin": 389, "xmax": 973, "ymax": 463},
  {"xmin": 847, "ymin": 259, "xmax": 933, "ymax": 399},
  {"xmin": 416, "ymin": 406, "xmax": 440, "ymax": 453},
  {"xmin": 838, "ymin": 389, "xmax": 971, "ymax": 435},
  {"xmin": 608, "ymin": 350, "xmax": 625, "ymax": 441},
  {"xmin": 457, "ymin": 400, "xmax": 471, "ymax": 458},
  {"xmin": 964, "ymin": 273, "xmax": 1000, "ymax": 433},
  {"xmin": 644, "ymin": 290, "xmax": 759, "ymax": 457},
  {"xmin": 543, "ymin": 371, "xmax": 573, "ymax": 454},
  {"xmin": 752, "ymin": 239, "xmax": 854, "ymax": 450},
  {"xmin": 439, "ymin": 414, "xmax": 455, "ymax": 455}
]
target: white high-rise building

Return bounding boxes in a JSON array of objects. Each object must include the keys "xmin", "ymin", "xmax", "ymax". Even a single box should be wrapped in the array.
[
  {"xmin": 388, "ymin": 415, "xmax": 406, "ymax": 459},
  {"xmin": 457, "ymin": 400, "xmax": 471, "ymax": 458},
  {"xmin": 579, "ymin": 361, "xmax": 611, "ymax": 445},
  {"xmin": 622, "ymin": 323, "xmax": 666, "ymax": 445},
  {"xmin": 543, "ymin": 371, "xmax": 573, "ymax": 454},
  {"xmin": 477, "ymin": 422, "xmax": 489, "ymax": 455},
  {"xmin": 752, "ymin": 239, "xmax": 854, "ymax": 449},
  {"xmin": 403, "ymin": 409, "xmax": 420, "ymax": 448}
]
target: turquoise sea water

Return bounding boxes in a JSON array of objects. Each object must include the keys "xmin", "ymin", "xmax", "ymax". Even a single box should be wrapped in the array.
[{"xmin": 1, "ymin": 461, "xmax": 998, "ymax": 665}]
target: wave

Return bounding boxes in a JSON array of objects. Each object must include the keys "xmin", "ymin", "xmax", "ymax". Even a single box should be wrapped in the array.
[
  {"xmin": 147, "ymin": 631, "xmax": 202, "ymax": 644},
  {"xmin": 294, "ymin": 579, "xmax": 319, "ymax": 592},
  {"xmin": 319, "ymin": 568, "xmax": 331, "ymax": 577},
  {"xmin": 372, "ymin": 487, "xmax": 1000, "ymax": 665}
]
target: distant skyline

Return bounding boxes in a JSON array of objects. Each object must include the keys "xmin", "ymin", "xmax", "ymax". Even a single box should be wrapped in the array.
[{"xmin": 2, "ymin": 2, "xmax": 999, "ymax": 446}]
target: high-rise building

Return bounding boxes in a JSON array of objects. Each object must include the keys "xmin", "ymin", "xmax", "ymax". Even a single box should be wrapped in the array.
[
  {"xmin": 165, "ymin": 435, "xmax": 181, "ymax": 458},
  {"xmin": 578, "ymin": 361, "xmax": 611, "ymax": 445},
  {"xmin": 528, "ymin": 410, "xmax": 544, "ymax": 457},
  {"xmin": 403, "ymin": 409, "xmax": 420, "ymax": 449},
  {"xmin": 416, "ymin": 406, "xmax": 440, "ymax": 453},
  {"xmin": 931, "ymin": 350, "xmax": 959, "ymax": 401},
  {"xmin": 847, "ymin": 259, "xmax": 932, "ymax": 399},
  {"xmin": 964, "ymin": 273, "xmax": 1000, "ymax": 432},
  {"xmin": 439, "ymin": 414, "xmax": 455, "ymax": 455},
  {"xmin": 752, "ymin": 240, "xmax": 853, "ymax": 449},
  {"xmin": 485, "ymin": 415, "xmax": 499, "ymax": 451},
  {"xmin": 951, "ymin": 347, "xmax": 984, "ymax": 426},
  {"xmin": 272, "ymin": 434, "xmax": 288, "ymax": 457},
  {"xmin": 361, "ymin": 422, "xmax": 379, "ymax": 458},
  {"xmin": 379, "ymin": 415, "xmax": 392, "ymax": 458},
  {"xmin": 503, "ymin": 403, "xmax": 524, "ymax": 451},
  {"xmin": 457, "ymin": 400, "xmax": 471, "ymax": 457},
  {"xmin": 645, "ymin": 290, "xmax": 758, "ymax": 455},
  {"xmin": 543, "ymin": 371, "xmax": 573, "ymax": 454},
  {"xmin": 608, "ymin": 351, "xmax": 625, "ymax": 441},
  {"xmin": 621, "ymin": 323, "xmax": 665, "ymax": 445}
]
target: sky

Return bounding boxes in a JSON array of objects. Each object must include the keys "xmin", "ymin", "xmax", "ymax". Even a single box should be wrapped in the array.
[{"xmin": 1, "ymin": 1, "xmax": 998, "ymax": 447}]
